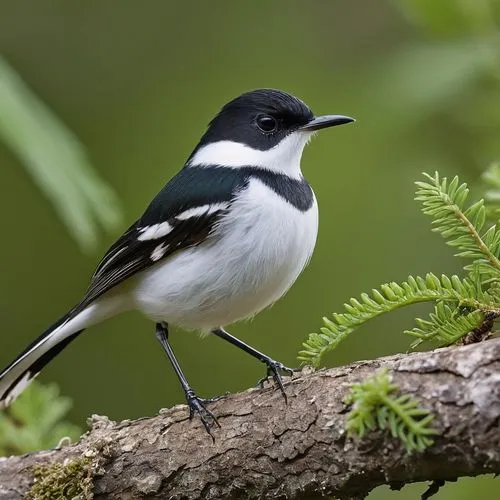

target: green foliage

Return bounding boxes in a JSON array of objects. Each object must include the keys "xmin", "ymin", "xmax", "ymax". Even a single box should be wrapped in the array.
[
  {"xmin": 345, "ymin": 370, "xmax": 438, "ymax": 453},
  {"xmin": 0, "ymin": 56, "xmax": 122, "ymax": 252},
  {"xmin": 299, "ymin": 273, "xmax": 491, "ymax": 366},
  {"xmin": 406, "ymin": 302, "xmax": 484, "ymax": 348},
  {"xmin": 0, "ymin": 381, "xmax": 81, "ymax": 456},
  {"xmin": 397, "ymin": 0, "xmax": 499, "ymax": 36},
  {"xmin": 299, "ymin": 170, "xmax": 500, "ymax": 367},
  {"xmin": 416, "ymin": 172, "xmax": 500, "ymax": 279}
]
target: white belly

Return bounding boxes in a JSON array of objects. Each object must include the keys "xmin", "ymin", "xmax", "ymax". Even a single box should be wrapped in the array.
[{"xmin": 132, "ymin": 177, "xmax": 318, "ymax": 331}]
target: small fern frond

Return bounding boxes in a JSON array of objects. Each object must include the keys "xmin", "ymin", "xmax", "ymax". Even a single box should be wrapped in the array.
[
  {"xmin": 406, "ymin": 302, "xmax": 485, "ymax": 348},
  {"xmin": 345, "ymin": 370, "xmax": 438, "ymax": 453},
  {"xmin": 298, "ymin": 274, "xmax": 483, "ymax": 367},
  {"xmin": 416, "ymin": 172, "xmax": 500, "ymax": 276}
]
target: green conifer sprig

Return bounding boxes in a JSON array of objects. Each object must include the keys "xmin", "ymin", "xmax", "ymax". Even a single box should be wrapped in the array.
[
  {"xmin": 416, "ymin": 172, "xmax": 500, "ymax": 279},
  {"xmin": 298, "ymin": 273, "xmax": 489, "ymax": 366},
  {"xmin": 345, "ymin": 370, "xmax": 438, "ymax": 453},
  {"xmin": 299, "ymin": 171, "xmax": 500, "ymax": 367},
  {"xmin": 406, "ymin": 302, "xmax": 484, "ymax": 348}
]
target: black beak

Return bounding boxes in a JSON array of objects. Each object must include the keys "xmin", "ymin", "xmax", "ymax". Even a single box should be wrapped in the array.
[{"xmin": 299, "ymin": 114, "xmax": 355, "ymax": 131}]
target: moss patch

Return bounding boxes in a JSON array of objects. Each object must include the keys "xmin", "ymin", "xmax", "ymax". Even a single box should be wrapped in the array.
[{"xmin": 26, "ymin": 456, "xmax": 94, "ymax": 500}]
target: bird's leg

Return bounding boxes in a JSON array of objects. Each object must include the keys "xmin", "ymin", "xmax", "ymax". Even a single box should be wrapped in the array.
[
  {"xmin": 211, "ymin": 327, "xmax": 295, "ymax": 402},
  {"xmin": 155, "ymin": 323, "xmax": 220, "ymax": 439}
]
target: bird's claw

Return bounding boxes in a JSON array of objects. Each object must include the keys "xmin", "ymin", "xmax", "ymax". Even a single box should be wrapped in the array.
[
  {"xmin": 185, "ymin": 390, "xmax": 221, "ymax": 440},
  {"xmin": 257, "ymin": 360, "xmax": 295, "ymax": 403}
]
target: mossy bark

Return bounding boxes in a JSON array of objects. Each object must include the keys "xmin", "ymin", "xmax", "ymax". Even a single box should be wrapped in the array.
[
  {"xmin": 0, "ymin": 338, "xmax": 499, "ymax": 499},
  {"xmin": 26, "ymin": 457, "xmax": 94, "ymax": 500}
]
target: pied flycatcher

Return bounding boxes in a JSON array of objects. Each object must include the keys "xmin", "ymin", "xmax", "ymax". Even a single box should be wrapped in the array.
[{"xmin": 0, "ymin": 89, "xmax": 354, "ymax": 435}]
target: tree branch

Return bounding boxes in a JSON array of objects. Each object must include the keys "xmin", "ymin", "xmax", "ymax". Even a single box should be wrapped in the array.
[{"xmin": 1, "ymin": 338, "xmax": 499, "ymax": 499}]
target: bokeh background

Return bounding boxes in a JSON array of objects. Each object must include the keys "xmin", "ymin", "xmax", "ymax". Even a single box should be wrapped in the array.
[{"xmin": 1, "ymin": 1, "xmax": 499, "ymax": 498}]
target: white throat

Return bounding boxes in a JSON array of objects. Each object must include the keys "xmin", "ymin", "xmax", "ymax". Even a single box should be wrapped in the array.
[{"xmin": 188, "ymin": 131, "xmax": 314, "ymax": 179}]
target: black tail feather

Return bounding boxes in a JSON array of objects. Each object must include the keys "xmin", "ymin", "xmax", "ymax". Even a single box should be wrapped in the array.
[
  {"xmin": 0, "ymin": 311, "xmax": 75, "ymax": 379},
  {"xmin": 5, "ymin": 330, "xmax": 84, "ymax": 399},
  {"xmin": 0, "ymin": 310, "xmax": 83, "ymax": 408}
]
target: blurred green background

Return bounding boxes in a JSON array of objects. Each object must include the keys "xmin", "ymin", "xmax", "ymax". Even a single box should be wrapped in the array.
[{"xmin": 0, "ymin": 1, "xmax": 499, "ymax": 498}]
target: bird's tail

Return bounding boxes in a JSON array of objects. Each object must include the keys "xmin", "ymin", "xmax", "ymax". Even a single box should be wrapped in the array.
[
  {"xmin": 0, "ymin": 296, "xmax": 125, "ymax": 409},
  {"xmin": 0, "ymin": 308, "xmax": 86, "ymax": 408}
]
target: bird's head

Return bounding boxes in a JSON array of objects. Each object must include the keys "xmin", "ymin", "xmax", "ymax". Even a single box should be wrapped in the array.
[{"xmin": 188, "ymin": 89, "xmax": 354, "ymax": 178}]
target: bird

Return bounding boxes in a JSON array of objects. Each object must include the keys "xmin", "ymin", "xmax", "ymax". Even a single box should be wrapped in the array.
[{"xmin": 0, "ymin": 88, "xmax": 354, "ymax": 436}]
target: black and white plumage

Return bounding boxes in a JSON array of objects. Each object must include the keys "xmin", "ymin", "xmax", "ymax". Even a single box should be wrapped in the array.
[{"xmin": 0, "ymin": 89, "xmax": 354, "ymax": 433}]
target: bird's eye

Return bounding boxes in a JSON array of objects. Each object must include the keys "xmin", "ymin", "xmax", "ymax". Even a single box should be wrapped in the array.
[{"xmin": 256, "ymin": 115, "xmax": 277, "ymax": 133}]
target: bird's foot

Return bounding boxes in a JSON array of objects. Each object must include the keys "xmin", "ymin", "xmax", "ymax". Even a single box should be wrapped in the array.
[
  {"xmin": 257, "ymin": 359, "xmax": 296, "ymax": 403},
  {"xmin": 185, "ymin": 390, "xmax": 221, "ymax": 441}
]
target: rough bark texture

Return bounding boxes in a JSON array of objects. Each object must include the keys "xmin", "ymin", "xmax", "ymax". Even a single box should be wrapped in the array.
[{"xmin": 0, "ymin": 338, "xmax": 499, "ymax": 499}]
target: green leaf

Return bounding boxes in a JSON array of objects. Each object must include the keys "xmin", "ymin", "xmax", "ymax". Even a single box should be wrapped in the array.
[{"xmin": 0, "ymin": 56, "xmax": 122, "ymax": 252}]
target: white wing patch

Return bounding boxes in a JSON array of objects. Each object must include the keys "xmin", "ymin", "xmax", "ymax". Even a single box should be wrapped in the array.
[
  {"xmin": 176, "ymin": 202, "xmax": 229, "ymax": 220},
  {"xmin": 151, "ymin": 242, "xmax": 168, "ymax": 262},
  {"xmin": 138, "ymin": 204, "xmax": 229, "ymax": 240},
  {"xmin": 81, "ymin": 201, "xmax": 232, "ymax": 306},
  {"xmin": 137, "ymin": 222, "xmax": 173, "ymax": 241}
]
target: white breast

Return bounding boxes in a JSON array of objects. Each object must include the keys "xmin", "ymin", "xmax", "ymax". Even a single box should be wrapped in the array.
[{"xmin": 132, "ymin": 177, "xmax": 318, "ymax": 331}]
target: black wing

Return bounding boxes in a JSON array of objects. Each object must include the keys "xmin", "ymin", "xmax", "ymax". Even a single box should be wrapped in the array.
[
  {"xmin": 79, "ymin": 208, "xmax": 227, "ymax": 310},
  {"xmin": 77, "ymin": 165, "xmax": 250, "ymax": 311}
]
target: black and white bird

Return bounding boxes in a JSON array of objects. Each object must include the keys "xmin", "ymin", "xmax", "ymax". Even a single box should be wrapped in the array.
[{"xmin": 0, "ymin": 89, "xmax": 353, "ymax": 434}]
